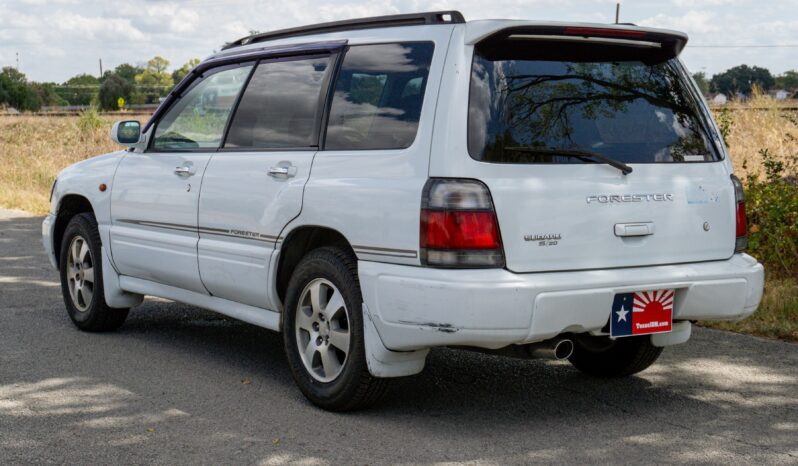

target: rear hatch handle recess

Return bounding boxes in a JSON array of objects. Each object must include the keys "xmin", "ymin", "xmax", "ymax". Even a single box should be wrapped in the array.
[
  {"xmin": 504, "ymin": 147, "xmax": 634, "ymax": 175},
  {"xmin": 615, "ymin": 222, "xmax": 655, "ymax": 237}
]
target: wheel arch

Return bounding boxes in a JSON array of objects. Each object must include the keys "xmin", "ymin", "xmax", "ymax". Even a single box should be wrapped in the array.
[
  {"xmin": 53, "ymin": 194, "xmax": 95, "ymax": 266},
  {"xmin": 275, "ymin": 225, "xmax": 356, "ymax": 305}
]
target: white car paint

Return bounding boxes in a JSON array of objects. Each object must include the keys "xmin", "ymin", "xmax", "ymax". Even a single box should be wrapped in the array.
[{"xmin": 43, "ymin": 19, "xmax": 765, "ymax": 378}]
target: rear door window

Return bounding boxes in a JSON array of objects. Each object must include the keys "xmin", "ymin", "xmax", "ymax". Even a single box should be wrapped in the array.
[
  {"xmin": 224, "ymin": 55, "xmax": 334, "ymax": 149},
  {"xmin": 468, "ymin": 49, "xmax": 719, "ymax": 164},
  {"xmin": 324, "ymin": 42, "xmax": 434, "ymax": 150}
]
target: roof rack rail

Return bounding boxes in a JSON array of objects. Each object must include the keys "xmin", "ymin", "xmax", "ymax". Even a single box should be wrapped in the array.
[{"xmin": 223, "ymin": 10, "xmax": 465, "ymax": 50}]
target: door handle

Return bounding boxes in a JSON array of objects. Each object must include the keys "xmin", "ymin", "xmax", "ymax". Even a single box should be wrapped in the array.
[
  {"xmin": 614, "ymin": 222, "xmax": 655, "ymax": 237},
  {"xmin": 268, "ymin": 164, "xmax": 297, "ymax": 178},
  {"xmin": 174, "ymin": 166, "xmax": 194, "ymax": 176}
]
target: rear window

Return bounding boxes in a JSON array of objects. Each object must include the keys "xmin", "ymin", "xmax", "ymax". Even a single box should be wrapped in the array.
[
  {"xmin": 325, "ymin": 42, "xmax": 434, "ymax": 150},
  {"xmin": 468, "ymin": 49, "xmax": 719, "ymax": 164}
]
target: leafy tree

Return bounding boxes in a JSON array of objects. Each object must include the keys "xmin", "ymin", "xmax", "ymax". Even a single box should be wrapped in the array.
[
  {"xmin": 171, "ymin": 58, "xmax": 201, "ymax": 84},
  {"xmin": 114, "ymin": 63, "xmax": 143, "ymax": 84},
  {"xmin": 29, "ymin": 82, "xmax": 66, "ymax": 107},
  {"xmin": 0, "ymin": 67, "xmax": 41, "ymax": 111},
  {"xmin": 98, "ymin": 73, "xmax": 133, "ymax": 110},
  {"xmin": 135, "ymin": 56, "xmax": 174, "ymax": 101},
  {"xmin": 775, "ymin": 70, "xmax": 798, "ymax": 90},
  {"xmin": 710, "ymin": 65, "xmax": 775, "ymax": 96},
  {"xmin": 65, "ymin": 73, "xmax": 100, "ymax": 86},
  {"xmin": 692, "ymin": 72, "xmax": 710, "ymax": 95}
]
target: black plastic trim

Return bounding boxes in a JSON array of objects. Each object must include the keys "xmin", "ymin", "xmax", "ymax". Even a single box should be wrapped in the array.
[
  {"xmin": 223, "ymin": 11, "xmax": 464, "ymax": 50},
  {"xmin": 142, "ymin": 40, "xmax": 348, "ymax": 136}
]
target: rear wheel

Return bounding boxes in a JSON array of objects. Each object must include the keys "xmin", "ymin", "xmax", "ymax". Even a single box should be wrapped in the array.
[
  {"xmin": 59, "ymin": 213, "xmax": 129, "ymax": 332},
  {"xmin": 283, "ymin": 247, "xmax": 387, "ymax": 411},
  {"xmin": 568, "ymin": 335, "xmax": 663, "ymax": 377}
]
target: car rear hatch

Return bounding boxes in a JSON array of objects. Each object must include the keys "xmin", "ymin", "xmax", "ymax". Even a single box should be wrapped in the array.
[{"xmin": 462, "ymin": 24, "xmax": 736, "ymax": 273}]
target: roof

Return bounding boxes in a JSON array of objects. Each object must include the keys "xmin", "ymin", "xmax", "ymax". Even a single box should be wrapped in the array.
[{"xmin": 223, "ymin": 11, "xmax": 465, "ymax": 50}]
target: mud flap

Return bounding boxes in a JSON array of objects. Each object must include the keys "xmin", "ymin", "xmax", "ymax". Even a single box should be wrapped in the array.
[
  {"xmin": 651, "ymin": 321, "xmax": 692, "ymax": 347},
  {"xmin": 102, "ymin": 246, "xmax": 144, "ymax": 309},
  {"xmin": 362, "ymin": 303, "xmax": 429, "ymax": 378}
]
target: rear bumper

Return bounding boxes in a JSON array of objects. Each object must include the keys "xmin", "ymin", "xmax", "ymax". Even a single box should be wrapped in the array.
[{"xmin": 359, "ymin": 254, "xmax": 764, "ymax": 351}]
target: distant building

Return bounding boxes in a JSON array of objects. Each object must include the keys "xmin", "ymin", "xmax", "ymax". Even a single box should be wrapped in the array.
[
  {"xmin": 712, "ymin": 93, "xmax": 728, "ymax": 105},
  {"xmin": 775, "ymin": 90, "xmax": 789, "ymax": 101}
]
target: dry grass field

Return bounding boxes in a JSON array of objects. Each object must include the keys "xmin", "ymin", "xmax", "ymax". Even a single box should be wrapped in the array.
[
  {"xmin": 0, "ymin": 111, "xmax": 135, "ymax": 213},
  {"xmin": 718, "ymin": 96, "xmax": 798, "ymax": 180},
  {"xmin": 0, "ymin": 101, "xmax": 795, "ymax": 341}
]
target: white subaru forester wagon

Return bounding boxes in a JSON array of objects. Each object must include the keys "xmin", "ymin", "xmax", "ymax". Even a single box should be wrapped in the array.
[{"xmin": 43, "ymin": 11, "xmax": 765, "ymax": 410}]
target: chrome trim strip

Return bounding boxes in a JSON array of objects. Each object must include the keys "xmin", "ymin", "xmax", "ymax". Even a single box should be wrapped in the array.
[{"xmin": 353, "ymin": 245, "xmax": 418, "ymax": 259}]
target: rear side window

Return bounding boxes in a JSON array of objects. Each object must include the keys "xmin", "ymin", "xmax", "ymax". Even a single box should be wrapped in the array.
[
  {"xmin": 153, "ymin": 65, "xmax": 252, "ymax": 150},
  {"xmin": 225, "ymin": 55, "xmax": 333, "ymax": 149},
  {"xmin": 325, "ymin": 42, "xmax": 434, "ymax": 151},
  {"xmin": 468, "ymin": 48, "xmax": 719, "ymax": 164}
]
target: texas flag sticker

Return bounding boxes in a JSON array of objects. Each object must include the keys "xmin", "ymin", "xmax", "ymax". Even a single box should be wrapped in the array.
[{"xmin": 610, "ymin": 290, "xmax": 674, "ymax": 337}]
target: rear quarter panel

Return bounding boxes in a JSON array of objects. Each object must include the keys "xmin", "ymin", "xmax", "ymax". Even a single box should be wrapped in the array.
[{"xmin": 281, "ymin": 25, "xmax": 455, "ymax": 264}]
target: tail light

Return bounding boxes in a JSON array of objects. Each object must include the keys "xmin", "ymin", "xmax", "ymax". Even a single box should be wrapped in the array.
[
  {"xmin": 420, "ymin": 179, "xmax": 505, "ymax": 268},
  {"xmin": 731, "ymin": 175, "xmax": 748, "ymax": 253}
]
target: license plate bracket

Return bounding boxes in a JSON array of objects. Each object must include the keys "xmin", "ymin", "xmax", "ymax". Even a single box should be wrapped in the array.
[{"xmin": 610, "ymin": 289, "xmax": 674, "ymax": 338}]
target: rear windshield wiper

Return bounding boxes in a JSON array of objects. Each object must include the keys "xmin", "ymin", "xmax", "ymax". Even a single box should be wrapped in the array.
[{"xmin": 504, "ymin": 147, "xmax": 633, "ymax": 175}]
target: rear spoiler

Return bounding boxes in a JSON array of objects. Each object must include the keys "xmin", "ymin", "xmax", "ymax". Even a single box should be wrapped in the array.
[{"xmin": 471, "ymin": 24, "xmax": 688, "ymax": 63}]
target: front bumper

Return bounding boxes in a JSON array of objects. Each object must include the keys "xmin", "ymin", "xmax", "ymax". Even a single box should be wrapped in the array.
[
  {"xmin": 42, "ymin": 213, "xmax": 57, "ymax": 269},
  {"xmin": 359, "ymin": 254, "xmax": 764, "ymax": 351}
]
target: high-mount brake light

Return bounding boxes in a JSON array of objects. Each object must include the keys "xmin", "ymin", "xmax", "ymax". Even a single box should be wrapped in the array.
[
  {"xmin": 563, "ymin": 27, "xmax": 647, "ymax": 39},
  {"xmin": 420, "ymin": 179, "xmax": 505, "ymax": 268},
  {"xmin": 731, "ymin": 175, "xmax": 748, "ymax": 253}
]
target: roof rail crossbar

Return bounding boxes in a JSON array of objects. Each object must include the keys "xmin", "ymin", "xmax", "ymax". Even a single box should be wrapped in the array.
[{"xmin": 222, "ymin": 10, "xmax": 465, "ymax": 50}]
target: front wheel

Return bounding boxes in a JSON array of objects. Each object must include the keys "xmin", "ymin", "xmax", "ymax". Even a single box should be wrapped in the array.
[
  {"xmin": 283, "ymin": 247, "xmax": 387, "ymax": 411},
  {"xmin": 568, "ymin": 335, "xmax": 663, "ymax": 377},
  {"xmin": 59, "ymin": 213, "xmax": 129, "ymax": 332}
]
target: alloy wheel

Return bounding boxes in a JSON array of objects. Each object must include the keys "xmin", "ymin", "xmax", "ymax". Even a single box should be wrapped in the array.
[
  {"xmin": 295, "ymin": 278, "xmax": 351, "ymax": 382},
  {"xmin": 66, "ymin": 235, "xmax": 95, "ymax": 312}
]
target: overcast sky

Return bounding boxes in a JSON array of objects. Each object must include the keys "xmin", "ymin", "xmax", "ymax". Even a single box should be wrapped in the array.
[{"xmin": 1, "ymin": 0, "xmax": 797, "ymax": 83}]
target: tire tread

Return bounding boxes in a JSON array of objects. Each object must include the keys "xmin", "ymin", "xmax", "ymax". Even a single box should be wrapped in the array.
[
  {"xmin": 283, "ymin": 246, "xmax": 387, "ymax": 411},
  {"xmin": 60, "ymin": 213, "xmax": 129, "ymax": 332}
]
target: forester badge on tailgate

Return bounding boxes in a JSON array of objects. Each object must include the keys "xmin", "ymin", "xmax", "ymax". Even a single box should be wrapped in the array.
[{"xmin": 610, "ymin": 290, "xmax": 674, "ymax": 337}]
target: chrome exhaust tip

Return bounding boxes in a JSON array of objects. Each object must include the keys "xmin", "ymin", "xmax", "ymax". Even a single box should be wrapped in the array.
[{"xmin": 553, "ymin": 339, "xmax": 574, "ymax": 360}]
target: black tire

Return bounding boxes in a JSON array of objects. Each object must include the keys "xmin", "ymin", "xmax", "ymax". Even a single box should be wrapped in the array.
[
  {"xmin": 59, "ymin": 213, "xmax": 129, "ymax": 332},
  {"xmin": 568, "ymin": 335, "xmax": 663, "ymax": 377},
  {"xmin": 283, "ymin": 246, "xmax": 387, "ymax": 411}
]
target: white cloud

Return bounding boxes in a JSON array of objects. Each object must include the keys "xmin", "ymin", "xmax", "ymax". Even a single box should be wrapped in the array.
[
  {"xmin": 672, "ymin": 0, "xmax": 738, "ymax": 6},
  {"xmin": 0, "ymin": 0, "xmax": 795, "ymax": 81}
]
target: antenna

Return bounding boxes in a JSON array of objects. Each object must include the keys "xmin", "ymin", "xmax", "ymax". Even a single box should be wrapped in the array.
[{"xmin": 615, "ymin": 3, "xmax": 620, "ymax": 24}]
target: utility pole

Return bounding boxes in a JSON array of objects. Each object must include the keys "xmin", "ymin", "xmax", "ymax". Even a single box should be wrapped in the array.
[
  {"xmin": 16, "ymin": 52, "xmax": 19, "ymax": 70},
  {"xmin": 99, "ymin": 58, "xmax": 103, "ymax": 78},
  {"xmin": 615, "ymin": 3, "xmax": 620, "ymax": 24}
]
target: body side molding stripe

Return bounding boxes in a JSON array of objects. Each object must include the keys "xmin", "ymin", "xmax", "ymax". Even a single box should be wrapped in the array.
[
  {"xmin": 115, "ymin": 219, "xmax": 416, "ymax": 256},
  {"xmin": 116, "ymin": 219, "xmax": 279, "ymax": 243}
]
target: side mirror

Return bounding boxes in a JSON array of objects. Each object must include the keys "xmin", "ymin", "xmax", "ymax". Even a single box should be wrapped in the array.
[{"xmin": 111, "ymin": 120, "xmax": 141, "ymax": 146}]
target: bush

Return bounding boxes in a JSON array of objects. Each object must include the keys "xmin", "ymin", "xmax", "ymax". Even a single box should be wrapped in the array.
[
  {"xmin": 76, "ymin": 106, "xmax": 104, "ymax": 139},
  {"xmin": 744, "ymin": 148, "xmax": 798, "ymax": 277}
]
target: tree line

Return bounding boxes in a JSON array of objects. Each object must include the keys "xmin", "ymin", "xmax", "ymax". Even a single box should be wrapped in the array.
[
  {"xmin": 2, "ymin": 60, "xmax": 797, "ymax": 112},
  {"xmin": 692, "ymin": 65, "xmax": 798, "ymax": 97},
  {"xmin": 0, "ymin": 56, "xmax": 199, "ymax": 112}
]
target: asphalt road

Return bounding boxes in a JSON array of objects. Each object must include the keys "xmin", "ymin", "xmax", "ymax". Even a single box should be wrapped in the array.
[{"xmin": 1, "ymin": 208, "xmax": 797, "ymax": 465}]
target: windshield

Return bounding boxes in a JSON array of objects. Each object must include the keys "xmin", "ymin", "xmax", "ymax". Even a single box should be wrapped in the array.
[{"xmin": 467, "ymin": 50, "xmax": 719, "ymax": 164}]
